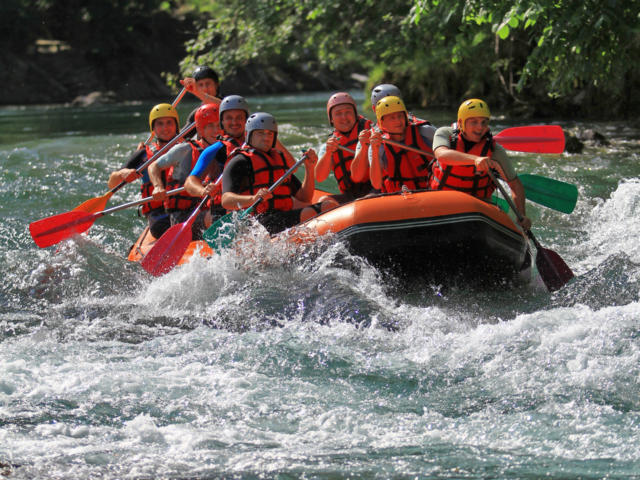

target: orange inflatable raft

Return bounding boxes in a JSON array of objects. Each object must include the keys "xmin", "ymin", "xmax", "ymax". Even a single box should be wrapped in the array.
[{"xmin": 128, "ymin": 189, "xmax": 532, "ymax": 284}]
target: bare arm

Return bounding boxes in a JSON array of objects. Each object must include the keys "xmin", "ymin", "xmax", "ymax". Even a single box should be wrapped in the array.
[
  {"xmin": 221, "ymin": 191, "xmax": 267, "ymax": 210},
  {"xmin": 506, "ymin": 177, "xmax": 531, "ymax": 230},
  {"xmin": 107, "ymin": 168, "xmax": 139, "ymax": 189},
  {"xmin": 148, "ymin": 162, "xmax": 167, "ymax": 201},
  {"xmin": 315, "ymin": 137, "xmax": 338, "ymax": 182},
  {"xmin": 185, "ymin": 175, "xmax": 205, "ymax": 197},
  {"xmin": 368, "ymin": 130, "xmax": 383, "ymax": 190},
  {"xmin": 350, "ymin": 129, "xmax": 371, "ymax": 183}
]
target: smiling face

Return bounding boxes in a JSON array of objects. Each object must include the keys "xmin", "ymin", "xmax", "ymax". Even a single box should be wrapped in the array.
[
  {"xmin": 221, "ymin": 110, "xmax": 247, "ymax": 139},
  {"xmin": 152, "ymin": 117, "xmax": 178, "ymax": 143},
  {"xmin": 250, "ymin": 129, "xmax": 276, "ymax": 152},
  {"xmin": 380, "ymin": 111, "xmax": 407, "ymax": 135},
  {"xmin": 462, "ymin": 116, "xmax": 490, "ymax": 143},
  {"xmin": 200, "ymin": 122, "xmax": 221, "ymax": 144},
  {"xmin": 330, "ymin": 104, "xmax": 357, "ymax": 133}
]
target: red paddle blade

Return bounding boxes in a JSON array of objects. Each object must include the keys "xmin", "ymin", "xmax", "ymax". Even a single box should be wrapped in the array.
[
  {"xmin": 72, "ymin": 191, "xmax": 113, "ymax": 214},
  {"xmin": 140, "ymin": 223, "xmax": 193, "ymax": 276},
  {"xmin": 29, "ymin": 211, "xmax": 97, "ymax": 248},
  {"xmin": 536, "ymin": 246, "xmax": 575, "ymax": 292},
  {"xmin": 495, "ymin": 125, "xmax": 565, "ymax": 154}
]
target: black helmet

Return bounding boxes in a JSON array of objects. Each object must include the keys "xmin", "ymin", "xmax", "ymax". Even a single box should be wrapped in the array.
[{"xmin": 193, "ymin": 66, "xmax": 219, "ymax": 84}]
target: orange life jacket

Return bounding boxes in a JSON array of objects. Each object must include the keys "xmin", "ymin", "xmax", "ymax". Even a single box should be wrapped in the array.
[
  {"xmin": 380, "ymin": 124, "xmax": 433, "ymax": 193},
  {"xmin": 409, "ymin": 115, "xmax": 431, "ymax": 127},
  {"xmin": 218, "ymin": 134, "xmax": 243, "ymax": 161},
  {"xmin": 330, "ymin": 116, "xmax": 373, "ymax": 196},
  {"xmin": 233, "ymin": 145, "xmax": 294, "ymax": 214},
  {"xmin": 429, "ymin": 131, "xmax": 496, "ymax": 199},
  {"xmin": 164, "ymin": 139, "xmax": 205, "ymax": 213},
  {"xmin": 140, "ymin": 143, "xmax": 165, "ymax": 216}
]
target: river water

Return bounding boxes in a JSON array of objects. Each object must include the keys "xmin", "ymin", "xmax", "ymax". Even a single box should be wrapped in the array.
[{"xmin": 1, "ymin": 92, "xmax": 639, "ymax": 479}]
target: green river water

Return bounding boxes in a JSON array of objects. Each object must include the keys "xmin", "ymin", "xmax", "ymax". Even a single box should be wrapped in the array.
[{"xmin": 1, "ymin": 91, "xmax": 639, "ymax": 479}]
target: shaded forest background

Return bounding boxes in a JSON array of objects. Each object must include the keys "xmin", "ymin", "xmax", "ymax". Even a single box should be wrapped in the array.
[{"xmin": 1, "ymin": 0, "xmax": 638, "ymax": 118}]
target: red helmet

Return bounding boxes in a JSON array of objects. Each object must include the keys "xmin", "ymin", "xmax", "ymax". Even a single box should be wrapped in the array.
[
  {"xmin": 195, "ymin": 103, "xmax": 220, "ymax": 131},
  {"xmin": 326, "ymin": 92, "xmax": 357, "ymax": 125}
]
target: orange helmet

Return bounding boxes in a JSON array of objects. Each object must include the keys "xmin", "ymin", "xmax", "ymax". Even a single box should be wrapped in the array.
[{"xmin": 195, "ymin": 103, "xmax": 220, "ymax": 132}]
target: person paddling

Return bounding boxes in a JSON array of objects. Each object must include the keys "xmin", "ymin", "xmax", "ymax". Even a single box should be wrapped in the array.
[
  {"xmin": 182, "ymin": 95, "xmax": 251, "ymax": 234},
  {"xmin": 370, "ymin": 83, "xmax": 429, "ymax": 127},
  {"xmin": 148, "ymin": 103, "xmax": 222, "ymax": 239},
  {"xmin": 352, "ymin": 84, "xmax": 432, "ymax": 184},
  {"xmin": 221, "ymin": 112, "xmax": 328, "ymax": 234},
  {"xmin": 181, "ymin": 65, "xmax": 222, "ymax": 107},
  {"xmin": 431, "ymin": 99, "xmax": 531, "ymax": 230},
  {"xmin": 107, "ymin": 103, "xmax": 179, "ymax": 238},
  {"xmin": 181, "ymin": 65, "xmax": 223, "ymax": 140},
  {"xmin": 216, "ymin": 95, "xmax": 250, "ymax": 155},
  {"xmin": 315, "ymin": 92, "xmax": 374, "ymax": 204},
  {"xmin": 365, "ymin": 96, "xmax": 436, "ymax": 193}
]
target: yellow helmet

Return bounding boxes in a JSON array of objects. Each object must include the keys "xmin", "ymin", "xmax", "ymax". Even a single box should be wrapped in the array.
[
  {"xmin": 457, "ymin": 99, "xmax": 490, "ymax": 133},
  {"xmin": 375, "ymin": 96, "xmax": 407, "ymax": 124},
  {"xmin": 148, "ymin": 103, "xmax": 180, "ymax": 132}
]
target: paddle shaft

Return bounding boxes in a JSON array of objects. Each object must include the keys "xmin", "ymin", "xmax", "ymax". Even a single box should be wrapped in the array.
[
  {"xmin": 143, "ymin": 87, "xmax": 187, "ymax": 145},
  {"xmin": 109, "ymin": 121, "xmax": 196, "ymax": 195},
  {"xmin": 337, "ymin": 141, "xmax": 431, "ymax": 159},
  {"xmin": 243, "ymin": 154, "xmax": 308, "ymax": 215},
  {"xmin": 96, "ymin": 187, "xmax": 185, "ymax": 218},
  {"xmin": 337, "ymin": 136, "xmax": 576, "ymax": 214},
  {"xmin": 487, "ymin": 170, "xmax": 525, "ymax": 225}
]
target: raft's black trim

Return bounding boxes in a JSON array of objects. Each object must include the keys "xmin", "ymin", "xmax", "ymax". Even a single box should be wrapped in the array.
[{"xmin": 331, "ymin": 211, "xmax": 530, "ymax": 284}]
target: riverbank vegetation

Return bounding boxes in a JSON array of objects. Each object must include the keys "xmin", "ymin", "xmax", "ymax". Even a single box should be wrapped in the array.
[{"xmin": 2, "ymin": 0, "xmax": 638, "ymax": 118}]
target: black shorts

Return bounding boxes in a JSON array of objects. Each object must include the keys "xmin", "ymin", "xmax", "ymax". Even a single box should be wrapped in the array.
[
  {"xmin": 169, "ymin": 209, "xmax": 208, "ymax": 241},
  {"xmin": 256, "ymin": 209, "xmax": 302, "ymax": 235},
  {"xmin": 147, "ymin": 210, "xmax": 171, "ymax": 238}
]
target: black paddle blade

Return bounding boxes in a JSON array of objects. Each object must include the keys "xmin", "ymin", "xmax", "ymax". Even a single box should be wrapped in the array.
[{"xmin": 536, "ymin": 246, "xmax": 575, "ymax": 292}]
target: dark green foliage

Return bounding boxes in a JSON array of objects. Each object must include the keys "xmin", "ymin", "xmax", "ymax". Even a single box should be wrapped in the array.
[
  {"xmin": 3, "ymin": 0, "xmax": 639, "ymax": 116},
  {"xmin": 177, "ymin": 0, "xmax": 640, "ymax": 117}
]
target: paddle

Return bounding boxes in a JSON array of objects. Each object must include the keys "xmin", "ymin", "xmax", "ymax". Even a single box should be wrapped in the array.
[
  {"xmin": 518, "ymin": 173, "xmax": 578, "ymax": 214},
  {"xmin": 39, "ymin": 121, "xmax": 195, "ymax": 221},
  {"xmin": 487, "ymin": 170, "xmax": 574, "ymax": 291},
  {"xmin": 140, "ymin": 176, "xmax": 222, "ymax": 276},
  {"xmin": 143, "ymin": 87, "xmax": 187, "ymax": 146},
  {"xmin": 379, "ymin": 125, "xmax": 564, "ymax": 156},
  {"xmin": 203, "ymin": 154, "xmax": 309, "ymax": 249},
  {"xmin": 140, "ymin": 197, "xmax": 209, "ymax": 276},
  {"xmin": 494, "ymin": 125, "xmax": 565, "ymax": 154},
  {"xmin": 29, "ymin": 188, "xmax": 185, "ymax": 248},
  {"xmin": 336, "ymin": 144, "xmax": 577, "ymax": 213}
]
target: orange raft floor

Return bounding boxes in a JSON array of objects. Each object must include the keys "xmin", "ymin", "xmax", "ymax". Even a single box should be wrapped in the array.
[{"xmin": 128, "ymin": 189, "xmax": 532, "ymax": 284}]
